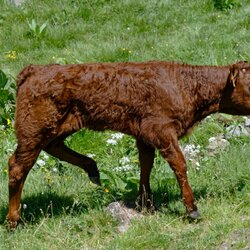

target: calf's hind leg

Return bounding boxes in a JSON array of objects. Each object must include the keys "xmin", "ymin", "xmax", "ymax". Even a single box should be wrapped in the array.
[
  {"xmin": 44, "ymin": 139, "xmax": 100, "ymax": 185},
  {"xmin": 7, "ymin": 148, "xmax": 41, "ymax": 229},
  {"xmin": 136, "ymin": 139, "xmax": 155, "ymax": 210}
]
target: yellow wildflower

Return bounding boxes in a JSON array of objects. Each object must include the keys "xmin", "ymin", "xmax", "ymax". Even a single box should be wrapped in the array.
[
  {"xmin": 7, "ymin": 118, "xmax": 11, "ymax": 126},
  {"xmin": 5, "ymin": 51, "xmax": 17, "ymax": 60},
  {"xmin": 132, "ymin": 159, "xmax": 139, "ymax": 164},
  {"xmin": 104, "ymin": 188, "xmax": 109, "ymax": 193}
]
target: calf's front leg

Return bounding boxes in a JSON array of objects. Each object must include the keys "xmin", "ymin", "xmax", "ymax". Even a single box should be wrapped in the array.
[{"xmin": 158, "ymin": 135, "xmax": 200, "ymax": 219}]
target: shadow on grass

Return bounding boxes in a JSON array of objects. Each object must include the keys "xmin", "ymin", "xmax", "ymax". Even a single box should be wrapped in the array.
[
  {"xmin": 120, "ymin": 183, "xmax": 210, "ymax": 218},
  {"xmin": 0, "ymin": 181, "xmax": 225, "ymax": 226},
  {"xmin": 148, "ymin": 186, "xmax": 210, "ymax": 220},
  {"xmin": 0, "ymin": 192, "xmax": 88, "ymax": 225},
  {"xmin": 0, "ymin": 189, "xmax": 191, "ymax": 224}
]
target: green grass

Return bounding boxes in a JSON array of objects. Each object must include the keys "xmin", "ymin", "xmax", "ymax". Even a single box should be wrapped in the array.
[
  {"xmin": 1, "ymin": 0, "xmax": 250, "ymax": 75},
  {"xmin": 0, "ymin": 0, "xmax": 250, "ymax": 249},
  {"xmin": 1, "ymin": 124, "xmax": 249, "ymax": 249}
]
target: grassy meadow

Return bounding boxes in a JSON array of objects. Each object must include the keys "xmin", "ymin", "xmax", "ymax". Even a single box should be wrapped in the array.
[{"xmin": 0, "ymin": 0, "xmax": 250, "ymax": 249}]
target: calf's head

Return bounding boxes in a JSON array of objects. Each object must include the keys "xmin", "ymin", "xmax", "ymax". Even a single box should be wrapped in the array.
[{"xmin": 220, "ymin": 61, "xmax": 250, "ymax": 115}]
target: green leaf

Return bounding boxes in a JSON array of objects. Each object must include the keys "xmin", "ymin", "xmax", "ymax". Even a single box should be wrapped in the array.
[
  {"xmin": 114, "ymin": 177, "xmax": 127, "ymax": 190},
  {"xmin": 100, "ymin": 172, "xmax": 110, "ymax": 180},
  {"xmin": 126, "ymin": 176, "xmax": 139, "ymax": 184},
  {"xmin": 31, "ymin": 19, "xmax": 36, "ymax": 31},
  {"xmin": 0, "ymin": 89, "xmax": 9, "ymax": 104},
  {"xmin": 39, "ymin": 22, "xmax": 47, "ymax": 34},
  {"xmin": 0, "ymin": 70, "xmax": 8, "ymax": 88}
]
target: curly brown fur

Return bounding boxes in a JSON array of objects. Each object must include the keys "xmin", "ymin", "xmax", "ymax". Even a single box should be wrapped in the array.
[{"xmin": 7, "ymin": 60, "xmax": 250, "ymax": 228}]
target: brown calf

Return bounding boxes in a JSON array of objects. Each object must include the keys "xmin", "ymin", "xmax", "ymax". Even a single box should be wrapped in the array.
[{"xmin": 7, "ymin": 60, "xmax": 250, "ymax": 228}]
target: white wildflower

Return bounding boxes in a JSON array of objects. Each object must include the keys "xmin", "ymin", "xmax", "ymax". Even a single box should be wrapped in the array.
[
  {"xmin": 106, "ymin": 139, "xmax": 117, "ymax": 145},
  {"xmin": 106, "ymin": 133, "xmax": 124, "ymax": 146},
  {"xmin": 23, "ymin": 204, "xmax": 27, "ymax": 209},
  {"xmin": 114, "ymin": 164, "xmax": 133, "ymax": 172},
  {"xmin": 37, "ymin": 159, "xmax": 46, "ymax": 167},
  {"xmin": 183, "ymin": 144, "xmax": 200, "ymax": 157},
  {"xmin": 122, "ymin": 164, "xmax": 133, "ymax": 171},
  {"xmin": 195, "ymin": 161, "xmax": 200, "ymax": 170},
  {"xmin": 114, "ymin": 166, "xmax": 123, "ymax": 172},
  {"xmin": 52, "ymin": 167, "xmax": 58, "ymax": 173},
  {"xmin": 111, "ymin": 133, "xmax": 124, "ymax": 140},
  {"xmin": 86, "ymin": 153, "xmax": 96, "ymax": 158},
  {"xmin": 208, "ymin": 137, "xmax": 216, "ymax": 143},
  {"xmin": 119, "ymin": 156, "xmax": 130, "ymax": 165},
  {"xmin": 43, "ymin": 153, "xmax": 49, "ymax": 160}
]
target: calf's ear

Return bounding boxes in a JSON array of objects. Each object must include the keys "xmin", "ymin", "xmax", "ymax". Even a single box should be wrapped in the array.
[{"xmin": 229, "ymin": 65, "xmax": 239, "ymax": 88}]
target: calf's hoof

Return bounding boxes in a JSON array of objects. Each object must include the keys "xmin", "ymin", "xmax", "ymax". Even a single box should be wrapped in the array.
[
  {"xmin": 7, "ymin": 211, "xmax": 21, "ymax": 230},
  {"xmin": 88, "ymin": 168, "xmax": 101, "ymax": 186},
  {"xmin": 89, "ymin": 176, "xmax": 101, "ymax": 186},
  {"xmin": 188, "ymin": 210, "xmax": 201, "ymax": 220},
  {"xmin": 6, "ymin": 218, "xmax": 19, "ymax": 231}
]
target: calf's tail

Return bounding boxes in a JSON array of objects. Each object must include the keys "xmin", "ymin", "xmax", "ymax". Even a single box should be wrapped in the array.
[{"xmin": 16, "ymin": 64, "xmax": 35, "ymax": 88}]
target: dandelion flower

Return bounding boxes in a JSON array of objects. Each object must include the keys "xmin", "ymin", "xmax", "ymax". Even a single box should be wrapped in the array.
[{"xmin": 7, "ymin": 118, "xmax": 11, "ymax": 126}]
